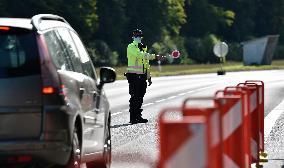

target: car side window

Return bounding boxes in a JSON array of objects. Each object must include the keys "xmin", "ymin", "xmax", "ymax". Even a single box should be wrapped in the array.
[
  {"xmin": 69, "ymin": 30, "xmax": 97, "ymax": 79},
  {"xmin": 44, "ymin": 30, "xmax": 72, "ymax": 71},
  {"xmin": 57, "ymin": 28, "xmax": 84, "ymax": 74}
]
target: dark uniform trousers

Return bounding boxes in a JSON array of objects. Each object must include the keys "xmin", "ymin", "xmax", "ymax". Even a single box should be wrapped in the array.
[{"xmin": 126, "ymin": 73, "xmax": 147, "ymax": 120}]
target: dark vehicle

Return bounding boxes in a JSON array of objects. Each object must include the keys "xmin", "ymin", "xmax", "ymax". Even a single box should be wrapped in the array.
[{"xmin": 0, "ymin": 14, "xmax": 116, "ymax": 168}]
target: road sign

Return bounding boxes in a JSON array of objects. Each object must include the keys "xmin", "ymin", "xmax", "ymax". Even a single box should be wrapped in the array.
[
  {"xmin": 171, "ymin": 50, "xmax": 180, "ymax": 58},
  {"xmin": 213, "ymin": 42, "xmax": 228, "ymax": 57}
]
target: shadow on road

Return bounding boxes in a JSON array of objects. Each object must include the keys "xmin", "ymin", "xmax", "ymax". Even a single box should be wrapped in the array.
[{"xmin": 111, "ymin": 123, "xmax": 133, "ymax": 128}]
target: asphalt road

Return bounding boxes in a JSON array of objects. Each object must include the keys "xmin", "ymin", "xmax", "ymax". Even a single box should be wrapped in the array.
[{"xmin": 104, "ymin": 70, "xmax": 284, "ymax": 168}]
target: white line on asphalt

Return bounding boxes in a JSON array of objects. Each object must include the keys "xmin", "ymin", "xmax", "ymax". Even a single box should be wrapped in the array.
[
  {"xmin": 167, "ymin": 96, "xmax": 177, "ymax": 99},
  {"xmin": 196, "ymin": 86, "xmax": 216, "ymax": 92},
  {"xmin": 156, "ymin": 99, "xmax": 166, "ymax": 103},
  {"xmin": 142, "ymin": 103, "xmax": 154, "ymax": 107},
  {"xmin": 178, "ymin": 93, "xmax": 186, "ymax": 96},
  {"xmin": 264, "ymin": 99, "xmax": 284, "ymax": 138},
  {"xmin": 111, "ymin": 112, "xmax": 122, "ymax": 116}
]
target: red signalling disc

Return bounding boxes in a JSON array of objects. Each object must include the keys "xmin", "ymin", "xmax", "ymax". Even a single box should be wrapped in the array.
[{"xmin": 171, "ymin": 50, "xmax": 180, "ymax": 58}]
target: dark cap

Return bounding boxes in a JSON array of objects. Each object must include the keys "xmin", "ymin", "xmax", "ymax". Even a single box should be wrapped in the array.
[{"xmin": 132, "ymin": 29, "xmax": 143, "ymax": 38}]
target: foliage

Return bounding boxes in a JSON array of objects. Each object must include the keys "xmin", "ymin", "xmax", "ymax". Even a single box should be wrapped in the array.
[
  {"xmin": 226, "ymin": 42, "xmax": 242, "ymax": 61},
  {"xmin": 186, "ymin": 34, "xmax": 220, "ymax": 63},
  {"xmin": 2, "ymin": 0, "xmax": 284, "ymax": 65},
  {"xmin": 88, "ymin": 40, "xmax": 119, "ymax": 66}
]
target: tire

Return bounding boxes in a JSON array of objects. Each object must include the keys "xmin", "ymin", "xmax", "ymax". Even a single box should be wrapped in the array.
[
  {"xmin": 86, "ymin": 115, "xmax": 111, "ymax": 168},
  {"xmin": 68, "ymin": 128, "xmax": 81, "ymax": 168}
]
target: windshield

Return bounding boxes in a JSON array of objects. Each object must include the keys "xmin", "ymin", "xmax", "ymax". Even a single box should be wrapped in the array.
[{"xmin": 0, "ymin": 28, "xmax": 40, "ymax": 78}]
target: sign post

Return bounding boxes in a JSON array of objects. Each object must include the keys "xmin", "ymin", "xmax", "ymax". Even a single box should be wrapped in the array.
[{"xmin": 213, "ymin": 42, "xmax": 228, "ymax": 75}]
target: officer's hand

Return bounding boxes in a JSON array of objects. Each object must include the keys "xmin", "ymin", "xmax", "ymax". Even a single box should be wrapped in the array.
[
  {"xmin": 156, "ymin": 55, "xmax": 166, "ymax": 61},
  {"xmin": 155, "ymin": 55, "xmax": 162, "ymax": 61},
  {"xmin": 148, "ymin": 77, "xmax": 152, "ymax": 86}
]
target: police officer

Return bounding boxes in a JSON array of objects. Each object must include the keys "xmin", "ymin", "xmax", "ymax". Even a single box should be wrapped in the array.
[{"xmin": 126, "ymin": 29, "xmax": 161, "ymax": 124}]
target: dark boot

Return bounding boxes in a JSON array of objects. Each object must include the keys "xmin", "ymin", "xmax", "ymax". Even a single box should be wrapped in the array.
[
  {"xmin": 134, "ymin": 109, "xmax": 148, "ymax": 123},
  {"xmin": 135, "ymin": 117, "xmax": 148, "ymax": 123},
  {"xmin": 129, "ymin": 114, "xmax": 137, "ymax": 124},
  {"xmin": 129, "ymin": 112, "xmax": 148, "ymax": 124}
]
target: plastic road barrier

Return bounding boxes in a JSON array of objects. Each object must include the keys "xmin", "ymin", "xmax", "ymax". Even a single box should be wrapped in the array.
[
  {"xmin": 182, "ymin": 97, "xmax": 223, "ymax": 168},
  {"xmin": 158, "ymin": 108, "xmax": 212, "ymax": 168}
]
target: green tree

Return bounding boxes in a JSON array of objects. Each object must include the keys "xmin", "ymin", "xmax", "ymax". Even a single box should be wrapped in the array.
[
  {"xmin": 209, "ymin": 0, "xmax": 257, "ymax": 42},
  {"xmin": 95, "ymin": 0, "xmax": 128, "ymax": 64},
  {"xmin": 161, "ymin": 0, "xmax": 187, "ymax": 36},
  {"xmin": 255, "ymin": 0, "xmax": 284, "ymax": 41},
  {"xmin": 1, "ymin": 0, "xmax": 98, "ymax": 42},
  {"xmin": 181, "ymin": 0, "xmax": 235, "ymax": 63},
  {"xmin": 182, "ymin": 0, "xmax": 234, "ymax": 38}
]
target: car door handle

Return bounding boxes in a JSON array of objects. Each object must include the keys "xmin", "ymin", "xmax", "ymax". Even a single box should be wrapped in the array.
[
  {"xmin": 79, "ymin": 88, "xmax": 85, "ymax": 99},
  {"xmin": 90, "ymin": 90, "xmax": 97, "ymax": 95}
]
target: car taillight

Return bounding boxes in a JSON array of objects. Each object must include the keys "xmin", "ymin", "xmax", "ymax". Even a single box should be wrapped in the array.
[
  {"xmin": 42, "ymin": 86, "xmax": 55, "ymax": 94},
  {"xmin": 18, "ymin": 156, "xmax": 33, "ymax": 162},
  {"xmin": 7, "ymin": 155, "xmax": 32, "ymax": 163},
  {"xmin": 0, "ymin": 26, "xmax": 10, "ymax": 31}
]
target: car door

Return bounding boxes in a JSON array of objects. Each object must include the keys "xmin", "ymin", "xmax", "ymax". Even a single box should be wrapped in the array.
[
  {"xmin": 56, "ymin": 28, "xmax": 97, "ymax": 154},
  {"xmin": 69, "ymin": 30, "xmax": 106, "ymax": 153}
]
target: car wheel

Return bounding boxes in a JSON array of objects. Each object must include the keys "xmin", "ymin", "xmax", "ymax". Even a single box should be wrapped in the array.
[
  {"xmin": 86, "ymin": 115, "xmax": 111, "ymax": 168},
  {"xmin": 68, "ymin": 127, "xmax": 81, "ymax": 168}
]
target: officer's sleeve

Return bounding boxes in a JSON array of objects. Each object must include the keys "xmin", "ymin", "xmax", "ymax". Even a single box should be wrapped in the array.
[
  {"xmin": 127, "ymin": 44, "xmax": 146, "ymax": 59},
  {"xmin": 147, "ymin": 54, "xmax": 156, "ymax": 60}
]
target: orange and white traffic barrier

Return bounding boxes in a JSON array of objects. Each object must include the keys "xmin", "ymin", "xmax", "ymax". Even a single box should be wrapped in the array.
[
  {"xmin": 237, "ymin": 83, "xmax": 261, "ymax": 164},
  {"xmin": 158, "ymin": 80, "xmax": 265, "ymax": 168},
  {"xmin": 240, "ymin": 81, "xmax": 267, "ymax": 162},
  {"xmin": 244, "ymin": 80, "xmax": 265, "ymax": 153},
  {"xmin": 214, "ymin": 91, "xmax": 248, "ymax": 168},
  {"xmin": 158, "ymin": 108, "xmax": 217, "ymax": 168},
  {"xmin": 182, "ymin": 97, "xmax": 223, "ymax": 168},
  {"xmin": 218, "ymin": 87, "xmax": 252, "ymax": 168}
]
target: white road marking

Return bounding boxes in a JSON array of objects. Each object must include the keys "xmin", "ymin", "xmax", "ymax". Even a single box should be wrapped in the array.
[
  {"xmin": 264, "ymin": 99, "xmax": 284, "ymax": 138},
  {"xmin": 178, "ymin": 93, "xmax": 186, "ymax": 96},
  {"xmin": 142, "ymin": 103, "xmax": 154, "ymax": 107},
  {"xmin": 156, "ymin": 99, "xmax": 166, "ymax": 103},
  {"xmin": 167, "ymin": 96, "xmax": 177, "ymax": 99},
  {"xmin": 111, "ymin": 112, "xmax": 122, "ymax": 116},
  {"xmin": 195, "ymin": 85, "xmax": 216, "ymax": 92}
]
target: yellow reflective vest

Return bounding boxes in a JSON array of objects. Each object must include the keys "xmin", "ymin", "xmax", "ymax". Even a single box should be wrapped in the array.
[{"xmin": 127, "ymin": 41, "xmax": 154, "ymax": 74}]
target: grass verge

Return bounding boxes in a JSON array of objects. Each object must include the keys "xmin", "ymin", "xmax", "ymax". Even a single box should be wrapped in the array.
[{"xmin": 100, "ymin": 60, "xmax": 284, "ymax": 80}]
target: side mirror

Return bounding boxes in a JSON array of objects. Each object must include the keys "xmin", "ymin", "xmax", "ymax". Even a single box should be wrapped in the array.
[{"xmin": 98, "ymin": 67, "xmax": 116, "ymax": 89}]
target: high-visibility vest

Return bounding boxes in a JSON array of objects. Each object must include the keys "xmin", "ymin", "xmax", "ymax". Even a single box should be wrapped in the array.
[{"xmin": 127, "ymin": 41, "xmax": 154, "ymax": 74}]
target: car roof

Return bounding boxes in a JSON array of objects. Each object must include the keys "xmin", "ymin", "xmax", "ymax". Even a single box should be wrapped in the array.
[
  {"xmin": 0, "ymin": 17, "xmax": 74, "ymax": 32},
  {"xmin": 0, "ymin": 18, "xmax": 33, "ymax": 30}
]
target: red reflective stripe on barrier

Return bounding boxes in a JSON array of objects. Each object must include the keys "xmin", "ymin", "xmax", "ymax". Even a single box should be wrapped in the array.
[
  {"xmin": 237, "ymin": 83, "xmax": 260, "ymax": 163},
  {"xmin": 158, "ymin": 108, "xmax": 209, "ymax": 168},
  {"xmin": 182, "ymin": 97, "xmax": 223, "ymax": 168},
  {"xmin": 183, "ymin": 108, "xmax": 223, "ymax": 168},
  {"xmin": 218, "ymin": 88, "xmax": 251, "ymax": 168},
  {"xmin": 218, "ymin": 96, "xmax": 245, "ymax": 168},
  {"xmin": 223, "ymin": 86, "xmax": 256, "ymax": 166},
  {"xmin": 158, "ymin": 80, "xmax": 265, "ymax": 168},
  {"xmin": 245, "ymin": 80, "xmax": 265, "ymax": 152}
]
